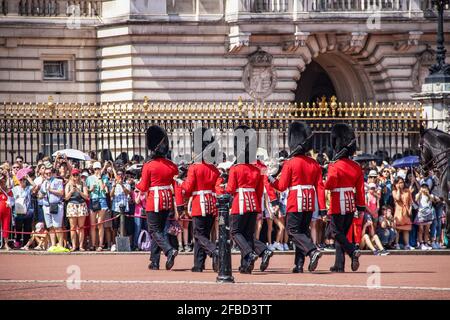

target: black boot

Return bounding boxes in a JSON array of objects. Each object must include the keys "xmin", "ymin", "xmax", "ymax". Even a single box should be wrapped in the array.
[
  {"xmin": 148, "ymin": 263, "xmax": 159, "ymax": 270},
  {"xmin": 243, "ymin": 252, "xmax": 258, "ymax": 273},
  {"xmin": 165, "ymin": 249, "xmax": 178, "ymax": 270},
  {"xmin": 292, "ymin": 265, "xmax": 304, "ymax": 273},
  {"xmin": 308, "ymin": 250, "xmax": 323, "ymax": 272},
  {"xmin": 329, "ymin": 266, "xmax": 345, "ymax": 273},
  {"xmin": 259, "ymin": 249, "xmax": 274, "ymax": 272},
  {"xmin": 191, "ymin": 266, "xmax": 203, "ymax": 272},
  {"xmin": 351, "ymin": 250, "xmax": 361, "ymax": 272}
]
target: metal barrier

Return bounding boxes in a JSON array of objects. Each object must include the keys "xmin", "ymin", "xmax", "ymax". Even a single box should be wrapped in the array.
[{"xmin": 0, "ymin": 96, "xmax": 424, "ymax": 164}]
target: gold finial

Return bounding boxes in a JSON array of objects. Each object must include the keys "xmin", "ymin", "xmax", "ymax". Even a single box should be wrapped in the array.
[
  {"xmin": 143, "ymin": 96, "xmax": 149, "ymax": 110},
  {"xmin": 47, "ymin": 95, "xmax": 54, "ymax": 107},
  {"xmin": 237, "ymin": 96, "xmax": 243, "ymax": 110}
]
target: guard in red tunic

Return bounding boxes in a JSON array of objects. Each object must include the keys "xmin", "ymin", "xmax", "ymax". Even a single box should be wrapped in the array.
[
  {"xmin": 175, "ymin": 127, "xmax": 221, "ymax": 273},
  {"xmin": 268, "ymin": 121, "xmax": 325, "ymax": 273},
  {"xmin": 136, "ymin": 125, "xmax": 179, "ymax": 271},
  {"xmin": 224, "ymin": 125, "xmax": 272, "ymax": 274},
  {"xmin": 324, "ymin": 123, "xmax": 365, "ymax": 272},
  {"xmin": 253, "ymin": 159, "xmax": 277, "ymax": 271}
]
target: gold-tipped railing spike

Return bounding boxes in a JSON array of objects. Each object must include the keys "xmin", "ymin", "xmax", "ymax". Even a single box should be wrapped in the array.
[{"xmin": 143, "ymin": 96, "xmax": 149, "ymax": 111}]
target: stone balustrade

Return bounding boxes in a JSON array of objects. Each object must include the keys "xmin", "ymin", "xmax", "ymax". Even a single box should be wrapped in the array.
[
  {"xmin": 0, "ymin": 0, "xmax": 104, "ymax": 16},
  {"xmin": 0, "ymin": 0, "xmax": 443, "ymax": 17}
]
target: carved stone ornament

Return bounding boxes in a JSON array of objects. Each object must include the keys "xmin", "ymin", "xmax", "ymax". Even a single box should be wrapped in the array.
[
  {"xmin": 242, "ymin": 49, "xmax": 278, "ymax": 100},
  {"xmin": 412, "ymin": 47, "xmax": 435, "ymax": 91}
]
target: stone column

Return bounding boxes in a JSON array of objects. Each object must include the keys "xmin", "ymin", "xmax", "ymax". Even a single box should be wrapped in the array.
[{"xmin": 412, "ymin": 83, "xmax": 450, "ymax": 132}]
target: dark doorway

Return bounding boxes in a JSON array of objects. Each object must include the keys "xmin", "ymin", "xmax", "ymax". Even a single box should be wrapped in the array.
[{"xmin": 294, "ymin": 60, "xmax": 337, "ymax": 104}]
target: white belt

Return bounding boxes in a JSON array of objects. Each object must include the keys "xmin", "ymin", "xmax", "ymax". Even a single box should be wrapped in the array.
[
  {"xmin": 149, "ymin": 185, "xmax": 173, "ymax": 213},
  {"xmin": 289, "ymin": 185, "xmax": 315, "ymax": 212},
  {"xmin": 192, "ymin": 190, "xmax": 215, "ymax": 216},
  {"xmin": 236, "ymin": 188, "xmax": 256, "ymax": 215},
  {"xmin": 332, "ymin": 187, "xmax": 355, "ymax": 214}
]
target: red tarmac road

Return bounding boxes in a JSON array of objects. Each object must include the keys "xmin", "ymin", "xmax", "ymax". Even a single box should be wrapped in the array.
[{"xmin": 0, "ymin": 252, "xmax": 449, "ymax": 300}]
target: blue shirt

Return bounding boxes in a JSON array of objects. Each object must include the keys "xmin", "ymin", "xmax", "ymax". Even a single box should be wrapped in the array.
[
  {"xmin": 111, "ymin": 182, "xmax": 130, "ymax": 212},
  {"xmin": 40, "ymin": 177, "xmax": 64, "ymax": 206}
]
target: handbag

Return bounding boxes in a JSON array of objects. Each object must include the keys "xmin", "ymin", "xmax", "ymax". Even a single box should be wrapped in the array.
[
  {"xmin": 14, "ymin": 197, "xmax": 27, "ymax": 215},
  {"xmin": 46, "ymin": 182, "xmax": 60, "ymax": 215},
  {"xmin": 91, "ymin": 199, "xmax": 101, "ymax": 211},
  {"xmin": 49, "ymin": 203, "xmax": 59, "ymax": 215}
]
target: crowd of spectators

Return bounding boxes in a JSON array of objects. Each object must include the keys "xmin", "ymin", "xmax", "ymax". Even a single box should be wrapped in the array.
[{"xmin": 0, "ymin": 148, "xmax": 447, "ymax": 253}]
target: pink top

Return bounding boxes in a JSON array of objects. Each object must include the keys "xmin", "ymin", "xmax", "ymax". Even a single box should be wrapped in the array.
[
  {"xmin": 131, "ymin": 190, "xmax": 147, "ymax": 217},
  {"xmin": 366, "ymin": 192, "xmax": 378, "ymax": 219}
]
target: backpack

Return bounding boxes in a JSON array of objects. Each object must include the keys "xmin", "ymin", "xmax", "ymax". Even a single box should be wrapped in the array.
[{"xmin": 137, "ymin": 230, "xmax": 152, "ymax": 251}]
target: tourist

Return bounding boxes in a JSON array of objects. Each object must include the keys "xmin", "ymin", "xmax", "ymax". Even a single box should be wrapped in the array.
[
  {"xmin": 393, "ymin": 176, "xmax": 414, "ymax": 250},
  {"xmin": 86, "ymin": 161, "xmax": 109, "ymax": 251},
  {"xmin": 12, "ymin": 173, "xmax": 35, "ymax": 247},
  {"xmin": 39, "ymin": 167, "xmax": 65, "ymax": 249},
  {"xmin": 414, "ymin": 182, "xmax": 435, "ymax": 250},
  {"xmin": 65, "ymin": 168, "xmax": 89, "ymax": 251}
]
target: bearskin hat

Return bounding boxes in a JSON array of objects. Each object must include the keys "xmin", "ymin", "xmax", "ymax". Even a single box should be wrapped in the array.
[
  {"xmin": 146, "ymin": 125, "xmax": 169, "ymax": 158},
  {"xmin": 330, "ymin": 123, "xmax": 357, "ymax": 160},
  {"xmin": 288, "ymin": 121, "xmax": 313, "ymax": 156},
  {"xmin": 233, "ymin": 125, "xmax": 257, "ymax": 164}
]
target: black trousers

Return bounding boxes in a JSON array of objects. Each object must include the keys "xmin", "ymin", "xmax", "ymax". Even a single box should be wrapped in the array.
[
  {"xmin": 287, "ymin": 212, "xmax": 316, "ymax": 267},
  {"xmin": 192, "ymin": 215, "xmax": 216, "ymax": 269},
  {"xmin": 15, "ymin": 216, "xmax": 33, "ymax": 244},
  {"xmin": 147, "ymin": 210, "xmax": 174, "ymax": 266},
  {"xmin": 329, "ymin": 213, "xmax": 356, "ymax": 269},
  {"xmin": 230, "ymin": 212, "xmax": 259, "ymax": 261}
]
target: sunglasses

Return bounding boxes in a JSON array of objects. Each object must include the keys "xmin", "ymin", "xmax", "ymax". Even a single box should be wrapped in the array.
[
  {"xmin": 73, "ymin": 174, "xmax": 80, "ymax": 177},
  {"xmin": 12, "ymin": 166, "xmax": 19, "ymax": 169}
]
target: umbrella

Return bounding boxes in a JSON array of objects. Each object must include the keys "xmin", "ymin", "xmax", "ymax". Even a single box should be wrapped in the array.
[
  {"xmin": 16, "ymin": 167, "xmax": 33, "ymax": 181},
  {"xmin": 392, "ymin": 156, "xmax": 420, "ymax": 168},
  {"xmin": 352, "ymin": 153, "xmax": 381, "ymax": 162},
  {"xmin": 52, "ymin": 149, "xmax": 91, "ymax": 161}
]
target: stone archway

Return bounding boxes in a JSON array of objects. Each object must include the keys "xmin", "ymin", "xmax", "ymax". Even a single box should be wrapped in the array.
[{"xmin": 295, "ymin": 52, "xmax": 374, "ymax": 104}]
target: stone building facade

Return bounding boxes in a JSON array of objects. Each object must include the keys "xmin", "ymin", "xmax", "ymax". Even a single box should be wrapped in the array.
[{"xmin": 0, "ymin": 0, "xmax": 449, "ymax": 104}]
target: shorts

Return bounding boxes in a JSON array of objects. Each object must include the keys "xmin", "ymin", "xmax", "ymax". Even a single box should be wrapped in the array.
[
  {"xmin": 311, "ymin": 209, "xmax": 320, "ymax": 221},
  {"xmin": 278, "ymin": 203, "xmax": 287, "ymax": 218},
  {"xmin": 263, "ymin": 208, "xmax": 272, "ymax": 219},
  {"xmin": 43, "ymin": 204, "xmax": 64, "ymax": 229},
  {"xmin": 66, "ymin": 202, "xmax": 89, "ymax": 218},
  {"xmin": 89, "ymin": 198, "xmax": 109, "ymax": 211}
]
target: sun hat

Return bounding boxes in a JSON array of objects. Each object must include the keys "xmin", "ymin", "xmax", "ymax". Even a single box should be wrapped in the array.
[
  {"xmin": 93, "ymin": 162, "xmax": 102, "ymax": 169},
  {"xmin": 368, "ymin": 170, "xmax": 378, "ymax": 177}
]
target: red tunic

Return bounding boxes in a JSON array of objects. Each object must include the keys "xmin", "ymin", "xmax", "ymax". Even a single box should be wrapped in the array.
[
  {"xmin": 254, "ymin": 160, "xmax": 278, "ymax": 204},
  {"xmin": 178, "ymin": 161, "xmax": 221, "ymax": 217},
  {"xmin": 324, "ymin": 158, "xmax": 366, "ymax": 215},
  {"xmin": 225, "ymin": 163, "xmax": 264, "ymax": 215},
  {"xmin": 136, "ymin": 157, "xmax": 178, "ymax": 213},
  {"xmin": 269, "ymin": 155, "xmax": 326, "ymax": 213}
]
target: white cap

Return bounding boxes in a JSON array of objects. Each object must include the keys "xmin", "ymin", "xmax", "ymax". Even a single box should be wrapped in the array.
[
  {"xmin": 35, "ymin": 222, "xmax": 45, "ymax": 232},
  {"xmin": 81, "ymin": 172, "xmax": 89, "ymax": 178},
  {"xmin": 396, "ymin": 172, "xmax": 406, "ymax": 180},
  {"xmin": 368, "ymin": 170, "xmax": 378, "ymax": 177},
  {"xmin": 93, "ymin": 162, "xmax": 102, "ymax": 169}
]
